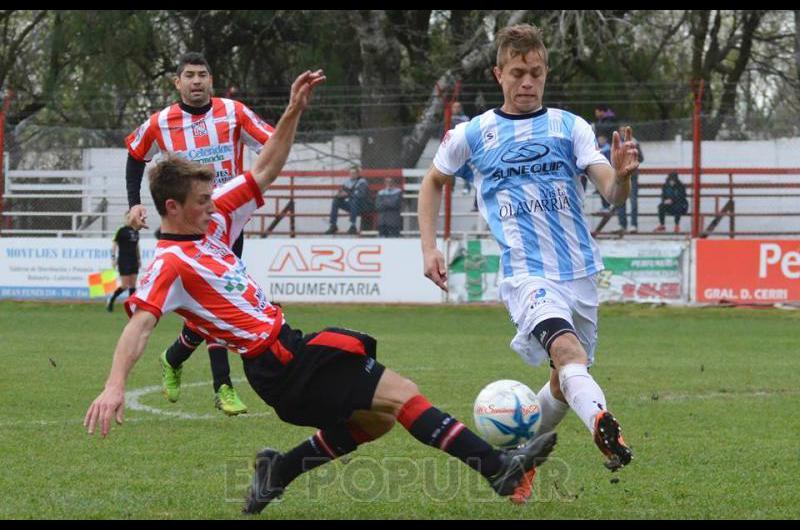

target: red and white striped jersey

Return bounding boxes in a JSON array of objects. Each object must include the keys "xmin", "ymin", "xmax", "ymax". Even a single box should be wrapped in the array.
[
  {"xmin": 126, "ymin": 97, "xmax": 274, "ymax": 188},
  {"xmin": 125, "ymin": 172, "xmax": 283, "ymax": 356}
]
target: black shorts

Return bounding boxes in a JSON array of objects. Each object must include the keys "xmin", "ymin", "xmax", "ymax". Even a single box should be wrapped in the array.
[
  {"xmin": 117, "ymin": 261, "xmax": 139, "ymax": 276},
  {"xmin": 242, "ymin": 324, "xmax": 385, "ymax": 430}
]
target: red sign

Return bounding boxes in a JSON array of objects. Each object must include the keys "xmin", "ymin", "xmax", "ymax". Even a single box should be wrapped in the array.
[
  {"xmin": 695, "ymin": 240, "xmax": 800, "ymax": 303},
  {"xmin": 268, "ymin": 244, "xmax": 381, "ymax": 274}
]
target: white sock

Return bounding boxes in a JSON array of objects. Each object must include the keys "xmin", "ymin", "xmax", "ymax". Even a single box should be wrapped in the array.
[
  {"xmin": 536, "ymin": 381, "xmax": 569, "ymax": 434},
  {"xmin": 558, "ymin": 363, "xmax": 607, "ymax": 434}
]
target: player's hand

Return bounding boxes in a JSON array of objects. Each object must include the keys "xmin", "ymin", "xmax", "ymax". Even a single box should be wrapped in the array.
[
  {"xmin": 288, "ymin": 69, "xmax": 326, "ymax": 113},
  {"xmin": 84, "ymin": 386, "xmax": 125, "ymax": 438},
  {"xmin": 611, "ymin": 126, "xmax": 640, "ymax": 180},
  {"xmin": 423, "ymin": 247, "xmax": 448, "ymax": 292},
  {"xmin": 128, "ymin": 204, "xmax": 148, "ymax": 230}
]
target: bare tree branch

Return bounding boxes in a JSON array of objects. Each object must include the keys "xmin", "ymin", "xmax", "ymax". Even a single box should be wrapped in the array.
[{"xmin": 401, "ymin": 10, "xmax": 528, "ymax": 166}]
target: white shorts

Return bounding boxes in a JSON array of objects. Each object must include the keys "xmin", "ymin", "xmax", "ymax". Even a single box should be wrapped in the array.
[{"xmin": 499, "ymin": 274, "xmax": 599, "ymax": 368}]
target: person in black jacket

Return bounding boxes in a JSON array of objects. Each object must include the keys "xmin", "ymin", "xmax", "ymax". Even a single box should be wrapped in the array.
[
  {"xmin": 107, "ymin": 216, "xmax": 140, "ymax": 312},
  {"xmin": 655, "ymin": 172, "xmax": 689, "ymax": 233}
]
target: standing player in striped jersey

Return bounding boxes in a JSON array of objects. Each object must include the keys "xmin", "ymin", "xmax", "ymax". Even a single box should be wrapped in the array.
[
  {"xmin": 418, "ymin": 24, "xmax": 638, "ymax": 503},
  {"xmin": 84, "ymin": 70, "xmax": 558, "ymax": 515},
  {"xmin": 125, "ymin": 52, "xmax": 275, "ymax": 415}
]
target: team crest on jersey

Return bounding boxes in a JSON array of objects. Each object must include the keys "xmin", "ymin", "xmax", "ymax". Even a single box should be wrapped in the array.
[{"xmin": 191, "ymin": 121, "xmax": 208, "ymax": 138}]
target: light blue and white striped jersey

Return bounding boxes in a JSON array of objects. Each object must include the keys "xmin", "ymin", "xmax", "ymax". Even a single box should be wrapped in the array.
[{"xmin": 434, "ymin": 107, "xmax": 610, "ymax": 281}]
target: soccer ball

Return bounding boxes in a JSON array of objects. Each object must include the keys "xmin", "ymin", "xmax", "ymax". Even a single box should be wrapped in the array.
[{"xmin": 473, "ymin": 379, "xmax": 542, "ymax": 448}]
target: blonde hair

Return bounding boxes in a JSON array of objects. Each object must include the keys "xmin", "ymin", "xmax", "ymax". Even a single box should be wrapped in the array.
[{"xmin": 496, "ymin": 24, "xmax": 549, "ymax": 68}]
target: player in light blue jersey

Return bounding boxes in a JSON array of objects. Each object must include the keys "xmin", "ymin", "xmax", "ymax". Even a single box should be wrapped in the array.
[{"xmin": 418, "ymin": 23, "xmax": 640, "ymax": 503}]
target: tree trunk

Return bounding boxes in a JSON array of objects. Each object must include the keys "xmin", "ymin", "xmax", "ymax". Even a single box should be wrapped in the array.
[
  {"xmin": 351, "ymin": 11, "xmax": 405, "ymax": 169},
  {"xmin": 795, "ymin": 11, "xmax": 800, "ymax": 93},
  {"xmin": 707, "ymin": 11, "xmax": 763, "ymax": 139},
  {"xmin": 400, "ymin": 10, "xmax": 529, "ymax": 167}
]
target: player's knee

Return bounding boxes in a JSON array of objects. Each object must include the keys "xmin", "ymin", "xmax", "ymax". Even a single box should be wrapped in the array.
[
  {"xmin": 375, "ymin": 370, "xmax": 421, "ymax": 416},
  {"xmin": 395, "ymin": 378, "xmax": 420, "ymax": 404},
  {"xmin": 533, "ymin": 317, "xmax": 585, "ymax": 365},
  {"xmin": 549, "ymin": 333, "xmax": 588, "ymax": 368}
]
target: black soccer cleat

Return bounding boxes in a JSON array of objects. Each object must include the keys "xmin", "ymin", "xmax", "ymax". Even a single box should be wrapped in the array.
[
  {"xmin": 593, "ymin": 411, "xmax": 633, "ymax": 471},
  {"xmin": 489, "ymin": 431, "xmax": 558, "ymax": 496},
  {"xmin": 242, "ymin": 448, "xmax": 286, "ymax": 515}
]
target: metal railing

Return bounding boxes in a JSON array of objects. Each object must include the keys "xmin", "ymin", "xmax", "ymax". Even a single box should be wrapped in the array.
[{"xmin": 4, "ymin": 166, "xmax": 800, "ymax": 239}]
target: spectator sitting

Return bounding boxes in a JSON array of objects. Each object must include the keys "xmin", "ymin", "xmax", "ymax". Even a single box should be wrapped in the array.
[
  {"xmin": 376, "ymin": 177, "xmax": 404, "ymax": 238},
  {"xmin": 655, "ymin": 172, "xmax": 689, "ymax": 233},
  {"xmin": 325, "ymin": 166, "xmax": 371, "ymax": 235}
]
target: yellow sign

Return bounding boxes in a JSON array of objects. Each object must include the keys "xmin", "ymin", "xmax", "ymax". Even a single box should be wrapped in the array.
[{"xmin": 88, "ymin": 269, "xmax": 119, "ymax": 298}]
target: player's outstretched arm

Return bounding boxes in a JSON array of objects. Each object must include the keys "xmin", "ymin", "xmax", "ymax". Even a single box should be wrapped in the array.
[
  {"xmin": 250, "ymin": 70, "xmax": 326, "ymax": 192},
  {"xmin": 418, "ymin": 166, "xmax": 452, "ymax": 292},
  {"xmin": 84, "ymin": 310, "xmax": 157, "ymax": 438}
]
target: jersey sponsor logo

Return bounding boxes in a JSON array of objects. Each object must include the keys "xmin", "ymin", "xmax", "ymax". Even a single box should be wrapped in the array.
[
  {"xmin": 222, "ymin": 272, "xmax": 246, "ymax": 293},
  {"xmin": 492, "ymin": 161, "xmax": 565, "ymax": 181},
  {"xmin": 183, "ymin": 144, "xmax": 235, "ymax": 165},
  {"xmin": 214, "ymin": 170, "xmax": 233, "ymax": 187},
  {"xmin": 500, "ymin": 143, "xmax": 550, "ymax": 163},
  {"xmin": 498, "ymin": 189, "xmax": 571, "ymax": 220},
  {"xmin": 191, "ymin": 121, "xmax": 209, "ymax": 138}
]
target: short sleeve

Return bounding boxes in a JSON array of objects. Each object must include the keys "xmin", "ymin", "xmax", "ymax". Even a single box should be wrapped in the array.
[
  {"xmin": 208, "ymin": 172, "xmax": 264, "ymax": 245},
  {"xmin": 237, "ymin": 101, "xmax": 274, "ymax": 152},
  {"xmin": 124, "ymin": 257, "xmax": 180, "ymax": 320},
  {"xmin": 433, "ymin": 122, "xmax": 472, "ymax": 176},
  {"xmin": 573, "ymin": 116, "xmax": 611, "ymax": 170},
  {"xmin": 125, "ymin": 115, "xmax": 161, "ymax": 162}
]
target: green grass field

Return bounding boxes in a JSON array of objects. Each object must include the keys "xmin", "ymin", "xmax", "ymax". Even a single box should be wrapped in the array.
[{"xmin": 2, "ymin": 301, "xmax": 799, "ymax": 519}]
